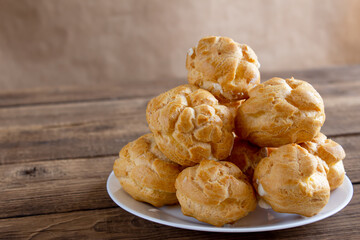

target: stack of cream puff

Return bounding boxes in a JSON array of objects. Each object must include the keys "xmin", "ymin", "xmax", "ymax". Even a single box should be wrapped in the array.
[{"xmin": 113, "ymin": 36, "xmax": 346, "ymax": 226}]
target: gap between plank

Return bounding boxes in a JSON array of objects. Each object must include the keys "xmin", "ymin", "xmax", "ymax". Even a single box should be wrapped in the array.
[
  {"xmin": 327, "ymin": 132, "xmax": 360, "ymax": 138},
  {"xmin": 0, "ymin": 153, "xmax": 119, "ymax": 167},
  {"xmin": 0, "ymin": 206, "xmax": 118, "ymax": 220}
]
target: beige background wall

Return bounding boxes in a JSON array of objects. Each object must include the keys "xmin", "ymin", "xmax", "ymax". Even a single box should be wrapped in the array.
[{"xmin": 0, "ymin": 0, "xmax": 359, "ymax": 90}]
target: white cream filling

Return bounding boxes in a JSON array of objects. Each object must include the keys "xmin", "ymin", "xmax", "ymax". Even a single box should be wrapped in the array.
[
  {"xmin": 187, "ymin": 48, "xmax": 194, "ymax": 56},
  {"xmin": 212, "ymin": 83, "xmax": 222, "ymax": 92},
  {"xmin": 258, "ymin": 199, "xmax": 271, "ymax": 209},
  {"xmin": 256, "ymin": 179, "xmax": 267, "ymax": 197},
  {"xmin": 201, "ymin": 81, "xmax": 223, "ymax": 94},
  {"xmin": 258, "ymin": 183, "xmax": 267, "ymax": 196}
]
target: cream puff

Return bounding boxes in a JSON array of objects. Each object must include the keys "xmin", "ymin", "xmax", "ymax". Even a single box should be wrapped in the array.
[
  {"xmin": 146, "ymin": 84, "xmax": 234, "ymax": 166},
  {"xmin": 175, "ymin": 159, "xmax": 257, "ymax": 226},
  {"xmin": 236, "ymin": 77, "xmax": 325, "ymax": 147},
  {"xmin": 300, "ymin": 133, "xmax": 346, "ymax": 190},
  {"xmin": 113, "ymin": 133, "xmax": 182, "ymax": 207},
  {"xmin": 253, "ymin": 144, "xmax": 330, "ymax": 217},
  {"xmin": 186, "ymin": 36, "xmax": 260, "ymax": 102}
]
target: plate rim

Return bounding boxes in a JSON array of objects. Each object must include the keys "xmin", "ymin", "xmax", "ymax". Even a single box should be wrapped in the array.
[{"xmin": 106, "ymin": 171, "xmax": 353, "ymax": 233}]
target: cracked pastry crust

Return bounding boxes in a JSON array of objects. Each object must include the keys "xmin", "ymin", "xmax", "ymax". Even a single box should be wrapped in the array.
[
  {"xmin": 223, "ymin": 100, "xmax": 245, "ymax": 119},
  {"xmin": 226, "ymin": 137, "xmax": 268, "ymax": 180},
  {"xmin": 146, "ymin": 84, "xmax": 234, "ymax": 166},
  {"xmin": 235, "ymin": 77, "xmax": 325, "ymax": 147},
  {"xmin": 175, "ymin": 160, "xmax": 257, "ymax": 226},
  {"xmin": 253, "ymin": 144, "xmax": 330, "ymax": 217},
  {"xmin": 113, "ymin": 133, "xmax": 182, "ymax": 207},
  {"xmin": 300, "ymin": 132, "xmax": 346, "ymax": 190},
  {"xmin": 186, "ymin": 36, "xmax": 260, "ymax": 102}
]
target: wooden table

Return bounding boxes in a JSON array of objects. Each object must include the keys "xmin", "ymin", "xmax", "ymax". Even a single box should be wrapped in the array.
[{"xmin": 1, "ymin": 66, "xmax": 359, "ymax": 239}]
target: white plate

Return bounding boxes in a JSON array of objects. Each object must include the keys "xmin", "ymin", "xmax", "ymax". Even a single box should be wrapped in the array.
[{"xmin": 107, "ymin": 171, "xmax": 353, "ymax": 232}]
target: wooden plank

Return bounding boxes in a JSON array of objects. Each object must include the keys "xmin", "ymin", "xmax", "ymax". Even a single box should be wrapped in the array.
[
  {"xmin": 322, "ymin": 94, "xmax": 360, "ymax": 136},
  {"xmin": 0, "ymin": 118, "xmax": 149, "ymax": 164},
  {"xmin": 264, "ymin": 65, "xmax": 360, "ymax": 85},
  {"xmin": 0, "ymin": 65, "xmax": 359, "ymax": 108},
  {"xmin": 0, "ymin": 184, "xmax": 359, "ymax": 240},
  {"xmin": 0, "ymin": 79, "xmax": 182, "ymax": 108},
  {"xmin": 0, "ymin": 95, "xmax": 359, "ymax": 164},
  {"xmin": 0, "ymin": 80, "xmax": 359, "ymax": 131},
  {"xmin": 0, "ymin": 156, "xmax": 116, "ymax": 218},
  {"xmin": 0, "ymin": 134, "xmax": 358, "ymax": 219},
  {"xmin": 0, "ymin": 97, "xmax": 149, "ymax": 130},
  {"xmin": 331, "ymin": 135, "xmax": 360, "ymax": 183},
  {"xmin": 1, "ymin": 96, "xmax": 359, "ymax": 137},
  {"xmin": 0, "ymin": 97, "xmax": 150, "ymax": 164}
]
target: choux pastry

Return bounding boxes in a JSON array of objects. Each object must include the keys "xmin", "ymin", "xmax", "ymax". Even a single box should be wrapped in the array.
[
  {"xmin": 300, "ymin": 133, "xmax": 346, "ymax": 190},
  {"xmin": 175, "ymin": 159, "xmax": 257, "ymax": 226},
  {"xmin": 113, "ymin": 35, "xmax": 346, "ymax": 223},
  {"xmin": 186, "ymin": 36, "xmax": 260, "ymax": 102},
  {"xmin": 236, "ymin": 77, "xmax": 325, "ymax": 147},
  {"xmin": 253, "ymin": 144, "xmax": 330, "ymax": 217},
  {"xmin": 146, "ymin": 84, "xmax": 234, "ymax": 166},
  {"xmin": 113, "ymin": 133, "xmax": 182, "ymax": 207}
]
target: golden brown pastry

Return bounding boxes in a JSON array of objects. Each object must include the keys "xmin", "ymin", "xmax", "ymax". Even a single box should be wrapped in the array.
[
  {"xmin": 175, "ymin": 160, "xmax": 257, "ymax": 226},
  {"xmin": 146, "ymin": 84, "xmax": 234, "ymax": 166},
  {"xmin": 327, "ymin": 161, "xmax": 345, "ymax": 191},
  {"xmin": 236, "ymin": 77, "xmax": 325, "ymax": 147},
  {"xmin": 300, "ymin": 133, "xmax": 346, "ymax": 190},
  {"xmin": 223, "ymin": 100, "xmax": 245, "ymax": 119},
  {"xmin": 113, "ymin": 133, "xmax": 182, "ymax": 207},
  {"xmin": 186, "ymin": 36, "xmax": 260, "ymax": 102},
  {"xmin": 253, "ymin": 144, "xmax": 330, "ymax": 217},
  {"xmin": 226, "ymin": 137, "xmax": 267, "ymax": 180}
]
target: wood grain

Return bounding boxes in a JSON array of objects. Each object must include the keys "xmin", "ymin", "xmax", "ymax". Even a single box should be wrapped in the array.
[
  {"xmin": 0, "ymin": 118, "xmax": 148, "ymax": 164},
  {"xmin": 0, "ymin": 66, "xmax": 359, "ymax": 239},
  {"xmin": 0, "ymin": 83, "xmax": 359, "ymax": 130},
  {"xmin": 0, "ymin": 91, "xmax": 359, "ymax": 164},
  {"xmin": 0, "ymin": 97, "xmax": 149, "ymax": 130},
  {"xmin": 331, "ymin": 135, "xmax": 360, "ymax": 183},
  {"xmin": 0, "ymin": 156, "xmax": 116, "ymax": 218},
  {"xmin": 0, "ymin": 80, "xmax": 182, "ymax": 108},
  {"xmin": 0, "ymin": 65, "xmax": 359, "ymax": 107},
  {"xmin": 269, "ymin": 65, "xmax": 360, "ymax": 85},
  {"xmin": 0, "ymin": 133, "xmax": 357, "ymax": 219},
  {"xmin": 0, "ymin": 184, "xmax": 358, "ymax": 240}
]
